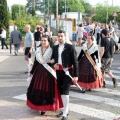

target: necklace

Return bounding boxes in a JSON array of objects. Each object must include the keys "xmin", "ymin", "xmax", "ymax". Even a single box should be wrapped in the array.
[{"xmin": 41, "ymin": 46, "xmax": 48, "ymax": 56}]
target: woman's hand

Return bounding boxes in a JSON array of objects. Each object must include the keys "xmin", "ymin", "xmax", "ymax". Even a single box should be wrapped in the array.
[{"xmin": 48, "ymin": 59, "xmax": 55, "ymax": 64}]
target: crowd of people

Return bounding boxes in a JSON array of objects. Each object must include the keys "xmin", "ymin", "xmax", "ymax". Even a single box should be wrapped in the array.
[
  {"xmin": 21, "ymin": 21, "xmax": 118, "ymax": 120},
  {"xmin": 0, "ymin": 21, "xmax": 119, "ymax": 120}
]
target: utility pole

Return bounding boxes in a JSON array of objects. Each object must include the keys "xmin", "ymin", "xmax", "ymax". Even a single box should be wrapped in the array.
[
  {"xmin": 65, "ymin": 0, "xmax": 66, "ymax": 18},
  {"xmin": 106, "ymin": 0, "xmax": 108, "ymax": 24},
  {"xmin": 19, "ymin": 0, "xmax": 20, "ymax": 14},
  {"xmin": 56, "ymin": 0, "xmax": 58, "ymax": 31},
  {"xmin": 48, "ymin": 0, "xmax": 49, "ymax": 15},
  {"xmin": 112, "ymin": 0, "xmax": 113, "ymax": 6}
]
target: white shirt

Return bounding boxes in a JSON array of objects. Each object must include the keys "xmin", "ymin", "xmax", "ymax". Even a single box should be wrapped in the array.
[
  {"xmin": 58, "ymin": 44, "xmax": 64, "ymax": 64},
  {"xmin": 95, "ymin": 26, "xmax": 101, "ymax": 33},
  {"xmin": 1, "ymin": 29, "xmax": 6, "ymax": 38}
]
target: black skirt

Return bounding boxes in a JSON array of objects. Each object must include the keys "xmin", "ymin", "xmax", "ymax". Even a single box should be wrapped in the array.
[{"xmin": 27, "ymin": 64, "xmax": 55, "ymax": 105}]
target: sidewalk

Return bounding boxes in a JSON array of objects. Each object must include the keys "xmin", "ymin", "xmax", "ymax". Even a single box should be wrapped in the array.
[{"xmin": 0, "ymin": 45, "xmax": 24, "ymax": 63}]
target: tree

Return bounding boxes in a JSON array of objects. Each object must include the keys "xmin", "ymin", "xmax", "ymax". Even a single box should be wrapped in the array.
[
  {"xmin": 0, "ymin": 0, "xmax": 9, "ymax": 33},
  {"xmin": 26, "ymin": 0, "xmax": 47, "ymax": 15},
  {"xmin": 80, "ymin": 0, "xmax": 95, "ymax": 15},
  {"xmin": 51, "ymin": 0, "xmax": 85, "ymax": 16},
  {"xmin": 26, "ymin": 0, "xmax": 85, "ymax": 16},
  {"xmin": 12, "ymin": 4, "xmax": 26, "ymax": 20},
  {"xmin": 92, "ymin": 3, "xmax": 120, "ymax": 23}
]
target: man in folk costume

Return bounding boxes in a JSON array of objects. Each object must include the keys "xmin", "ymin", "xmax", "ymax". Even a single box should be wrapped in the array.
[{"xmin": 51, "ymin": 30, "xmax": 78, "ymax": 120}]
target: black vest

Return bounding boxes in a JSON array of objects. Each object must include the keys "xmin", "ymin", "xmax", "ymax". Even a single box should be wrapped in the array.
[{"xmin": 52, "ymin": 43, "xmax": 78, "ymax": 77}]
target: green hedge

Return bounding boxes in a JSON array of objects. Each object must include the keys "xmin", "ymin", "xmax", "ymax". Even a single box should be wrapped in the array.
[{"xmin": 10, "ymin": 15, "xmax": 44, "ymax": 37}]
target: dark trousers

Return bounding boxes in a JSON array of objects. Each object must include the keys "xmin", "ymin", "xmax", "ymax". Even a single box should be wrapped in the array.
[
  {"xmin": 14, "ymin": 44, "xmax": 20, "ymax": 52},
  {"xmin": 1, "ymin": 38, "xmax": 8, "ymax": 49},
  {"xmin": 96, "ymin": 33, "xmax": 100, "ymax": 45},
  {"xmin": 56, "ymin": 68, "xmax": 72, "ymax": 95}
]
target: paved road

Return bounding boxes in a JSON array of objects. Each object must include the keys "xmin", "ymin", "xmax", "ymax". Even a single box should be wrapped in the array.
[{"xmin": 0, "ymin": 47, "xmax": 120, "ymax": 120}]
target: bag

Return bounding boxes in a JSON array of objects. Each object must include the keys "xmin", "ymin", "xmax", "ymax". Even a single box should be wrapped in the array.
[{"xmin": 83, "ymin": 32, "xmax": 88, "ymax": 38}]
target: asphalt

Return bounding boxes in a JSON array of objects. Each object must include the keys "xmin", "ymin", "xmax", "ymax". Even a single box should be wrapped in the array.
[{"xmin": 0, "ymin": 43, "xmax": 120, "ymax": 120}]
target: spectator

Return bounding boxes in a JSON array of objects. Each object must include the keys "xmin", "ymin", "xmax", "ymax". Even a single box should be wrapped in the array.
[
  {"xmin": 100, "ymin": 29, "xmax": 117, "ymax": 88},
  {"xmin": 0, "ymin": 26, "xmax": 8, "ymax": 49},
  {"xmin": 11, "ymin": 26, "xmax": 22, "ymax": 56},
  {"xmin": 77, "ymin": 23, "xmax": 86, "ymax": 46},
  {"xmin": 45, "ymin": 25, "xmax": 52, "ymax": 38},
  {"xmin": 34, "ymin": 26, "xmax": 43, "ymax": 50},
  {"xmin": 24, "ymin": 24, "xmax": 34, "ymax": 74}
]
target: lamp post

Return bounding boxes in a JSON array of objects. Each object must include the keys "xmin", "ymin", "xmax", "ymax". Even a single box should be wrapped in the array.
[
  {"xmin": 106, "ymin": 0, "xmax": 108, "ymax": 24},
  {"xmin": 56, "ymin": 0, "xmax": 58, "ymax": 31},
  {"xmin": 65, "ymin": 0, "xmax": 66, "ymax": 18}
]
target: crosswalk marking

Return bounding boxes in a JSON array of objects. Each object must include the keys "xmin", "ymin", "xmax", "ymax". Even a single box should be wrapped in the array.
[
  {"xmin": 117, "ymin": 67, "xmax": 120, "ymax": 70},
  {"xmin": 111, "ymin": 70, "xmax": 120, "ymax": 74},
  {"xmin": 105, "ymin": 80, "xmax": 120, "ymax": 86},
  {"xmin": 71, "ymin": 84, "xmax": 120, "ymax": 96},
  {"xmin": 13, "ymin": 94, "xmax": 26, "ymax": 101},
  {"xmin": 95, "ymin": 88, "xmax": 120, "ymax": 96},
  {"xmin": 13, "ymin": 90, "xmax": 120, "ymax": 108},
  {"xmin": 0, "ymin": 56, "xmax": 9, "ymax": 63},
  {"xmin": 70, "ymin": 91, "xmax": 120, "ymax": 107},
  {"xmin": 106, "ymin": 74, "xmax": 120, "ymax": 79},
  {"xmin": 12, "ymin": 68, "xmax": 120, "ymax": 120},
  {"xmin": 69, "ymin": 103, "xmax": 120, "ymax": 120}
]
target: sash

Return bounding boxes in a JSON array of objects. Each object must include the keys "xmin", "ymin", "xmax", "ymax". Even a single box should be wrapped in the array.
[
  {"xmin": 84, "ymin": 50, "xmax": 102, "ymax": 77},
  {"xmin": 42, "ymin": 63, "xmax": 57, "ymax": 79},
  {"xmin": 56, "ymin": 63, "xmax": 82, "ymax": 90},
  {"xmin": 37, "ymin": 56, "xmax": 57, "ymax": 79}
]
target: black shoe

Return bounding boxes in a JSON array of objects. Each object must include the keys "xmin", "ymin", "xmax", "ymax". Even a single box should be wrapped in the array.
[
  {"xmin": 61, "ymin": 116, "xmax": 67, "ymax": 120},
  {"xmin": 102, "ymin": 81, "xmax": 106, "ymax": 88},
  {"xmin": 57, "ymin": 112, "xmax": 63, "ymax": 117},
  {"xmin": 87, "ymin": 89, "xmax": 91, "ymax": 91},
  {"xmin": 25, "ymin": 71, "xmax": 29, "ymax": 74},
  {"xmin": 57, "ymin": 112, "xmax": 69, "ymax": 118},
  {"xmin": 112, "ymin": 78, "xmax": 117, "ymax": 88},
  {"xmin": 41, "ymin": 111, "xmax": 46, "ymax": 115},
  {"xmin": 15, "ymin": 51, "xmax": 17, "ymax": 56},
  {"xmin": 81, "ymin": 88, "xmax": 86, "ymax": 93}
]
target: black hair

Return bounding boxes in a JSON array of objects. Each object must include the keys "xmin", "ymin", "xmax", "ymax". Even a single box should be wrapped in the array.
[
  {"xmin": 88, "ymin": 33, "xmax": 94, "ymax": 41},
  {"xmin": 101, "ymin": 29, "xmax": 108, "ymax": 36},
  {"xmin": 79, "ymin": 23, "xmax": 82, "ymax": 27},
  {"xmin": 58, "ymin": 30, "xmax": 66, "ymax": 36},
  {"xmin": 42, "ymin": 35, "xmax": 54, "ymax": 48}
]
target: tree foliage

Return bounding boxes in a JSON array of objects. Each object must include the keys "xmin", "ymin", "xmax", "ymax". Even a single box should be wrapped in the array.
[
  {"xmin": 80, "ymin": 0, "xmax": 95, "ymax": 15},
  {"xmin": 11, "ymin": 4, "xmax": 26, "ymax": 20},
  {"xmin": 10, "ymin": 14, "xmax": 43, "ymax": 36},
  {"xmin": 92, "ymin": 3, "xmax": 120, "ymax": 23},
  {"xmin": 26, "ymin": 0, "xmax": 85, "ymax": 16},
  {"xmin": 0, "ymin": 0, "xmax": 9, "ymax": 33},
  {"xmin": 50, "ymin": 0, "xmax": 85, "ymax": 15},
  {"xmin": 26, "ymin": 0, "xmax": 48, "ymax": 15}
]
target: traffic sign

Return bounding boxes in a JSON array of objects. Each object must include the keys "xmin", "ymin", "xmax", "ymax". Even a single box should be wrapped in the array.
[{"xmin": 113, "ymin": 12, "xmax": 118, "ymax": 17}]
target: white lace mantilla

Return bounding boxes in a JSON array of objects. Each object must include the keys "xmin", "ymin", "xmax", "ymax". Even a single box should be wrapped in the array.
[
  {"xmin": 82, "ymin": 42, "xmax": 98, "ymax": 55},
  {"xmin": 82, "ymin": 42, "xmax": 101, "ymax": 70},
  {"xmin": 35, "ymin": 46, "xmax": 52, "ymax": 64}
]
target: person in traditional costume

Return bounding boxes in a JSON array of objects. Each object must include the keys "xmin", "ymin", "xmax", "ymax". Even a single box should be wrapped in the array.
[
  {"xmin": 26, "ymin": 35, "xmax": 63, "ymax": 115},
  {"xmin": 51, "ymin": 30, "xmax": 78, "ymax": 120},
  {"xmin": 77, "ymin": 33, "xmax": 103, "ymax": 92}
]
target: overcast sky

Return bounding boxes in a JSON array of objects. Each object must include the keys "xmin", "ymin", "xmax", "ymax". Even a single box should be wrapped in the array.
[{"xmin": 7, "ymin": 0, "xmax": 120, "ymax": 7}]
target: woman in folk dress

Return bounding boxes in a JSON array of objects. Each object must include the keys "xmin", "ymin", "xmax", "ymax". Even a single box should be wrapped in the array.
[{"xmin": 26, "ymin": 35, "xmax": 63, "ymax": 115}]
